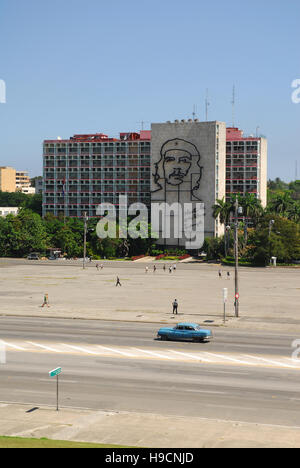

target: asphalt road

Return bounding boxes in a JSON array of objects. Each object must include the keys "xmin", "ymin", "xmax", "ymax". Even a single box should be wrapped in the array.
[{"xmin": 1, "ymin": 317, "xmax": 300, "ymax": 428}]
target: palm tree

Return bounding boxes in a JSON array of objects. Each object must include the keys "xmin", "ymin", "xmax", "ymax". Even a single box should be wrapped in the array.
[
  {"xmin": 286, "ymin": 203, "xmax": 300, "ymax": 223},
  {"xmin": 212, "ymin": 198, "xmax": 233, "ymax": 226},
  {"xmin": 269, "ymin": 192, "xmax": 294, "ymax": 216},
  {"xmin": 240, "ymin": 193, "xmax": 263, "ymax": 225}
]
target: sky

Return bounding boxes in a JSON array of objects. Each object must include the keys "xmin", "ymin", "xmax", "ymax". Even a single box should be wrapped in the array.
[{"xmin": 0, "ymin": 0, "xmax": 299, "ymax": 180}]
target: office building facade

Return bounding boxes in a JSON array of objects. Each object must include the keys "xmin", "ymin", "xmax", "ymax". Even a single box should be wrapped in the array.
[
  {"xmin": 226, "ymin": 127, "xmax": 267, "ymax": 207},
  {"xmin": 43, "ymin": 132, "xmax": 151, "ymax": 218}
]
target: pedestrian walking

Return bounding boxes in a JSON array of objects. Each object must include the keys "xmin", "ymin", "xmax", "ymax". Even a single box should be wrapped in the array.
[
  {"xmin": 173, "ymin": 265, "xmax": 176, "ymax": 272},
  {"xmin": 169, "ymin": 266, "xmax": 172, "ymax": 274},
  {"xmin": 116, "ymin": 276, "xmax": 122, "ymax": 287},
  {"xmin": 96, "ymin": 264, "xmax": 99, "ymax": 271},
  {"xmin": 145, "ymin": 266, "xmax": 149, "ymax": 274},
  {"xmin": 153, "ymin": 265, "xmax": 156, "ymax": 273},
  {"xmin": 227, "ymin": 271, "xmax": 230, "ymax": 280},
  {"xmin": 41, "ymin": 293, "xmax": 50, "ymax": 308},
  {"xmin": 172, "ymin": 299, "xmax": 178, "ymax": 315},
  {"xmin": 163, "ymin": 264, "xmax": 166, "ymax": 272},
  {"xmin": 100, "ymin": 264, "xmax": 104, "ymax": 270},
  {"xmin": 218, "ymin": 270, "xmax": 222, "ymax": 278}
]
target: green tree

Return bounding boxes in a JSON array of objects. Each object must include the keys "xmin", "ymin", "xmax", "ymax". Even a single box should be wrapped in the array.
[{"xmin": 212, "ymin": 198, "xmax": 233, "ymax": 226}]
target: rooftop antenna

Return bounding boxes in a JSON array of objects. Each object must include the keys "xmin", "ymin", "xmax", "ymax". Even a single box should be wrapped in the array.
[
  {"xmin": 192, "ymin": 104, "xmax": 197, "ymax": 120},
  {"xmin": 136, "ymin": 121, "xmax": 150, "ymax": 131},
  {"xmin": 231, "ymin": 85, "xmax": 236, "ymax": 128},
  {"xmin": 205, "ymin": 89, "xmax": 210, "ymax": 121}
]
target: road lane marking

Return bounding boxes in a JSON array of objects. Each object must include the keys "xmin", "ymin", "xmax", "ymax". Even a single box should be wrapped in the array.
[
  {"xmin": 131, "ymin": 348, "xmax": 175, "ymax": 360},
  {"xmin": 26, "ymin": 342, "xmax": 61, "ymax": 353},
  {"xmin": 169, "ymin": 350, "xmax": 212, "ymax": 362},
  {"xmin": 61, "ymin": 344, "xmax": 99, "ymax": 355},
  {"xmin": 1, "ymin": 341, "xmax": 26, "ymax": 351},
  {"xmin": 97, "ymin": 345, "xmax": 136, "ymax": 358},
  {"xmin": 243, "ymin": 355, "xmax": 298, "ymax": 369},
  {"xmin": 204, "ymin": 352, "xmax": 254, "ymax": 365},
  {"xmin": 2, "ymin": 339, "xmax": 300, "ymax": 370}
]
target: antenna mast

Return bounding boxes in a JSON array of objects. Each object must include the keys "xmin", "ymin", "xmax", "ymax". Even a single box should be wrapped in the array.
[
  {"xmin": 192, "ymin": 104, "xmax": 197, "ymax": 120},
  {"xmin": 205, "ymin": 89, "xmax": 210, "ymax": 121},
  {"xmin": 231, "ymin": 85, "xmax": 236, "ymax": 128}
]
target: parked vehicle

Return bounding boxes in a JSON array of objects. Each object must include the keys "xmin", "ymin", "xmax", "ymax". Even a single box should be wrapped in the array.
[
  {"xmin": 157, "ymin": 322, "xmax": 212, "ymax": 342},
  {"xmin": 27, "ymin": 253, "xmax": 40, "ymax": 260}
]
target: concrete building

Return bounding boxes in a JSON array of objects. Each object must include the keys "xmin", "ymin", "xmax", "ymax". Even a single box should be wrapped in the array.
[
  {"xmin": 151, "ymin": 120, "xmax": 226, "ymax": 249},
  {"xmin": 16, "ymin": 171, "xmax": 30, "ymax": 191},
  {"xmin": 21, "ymin": 186, "xmax": 36, "ymax": 195},
  {"xmin": 43, "ymin": 131, "xmax": 151, "ymax": 218},
  {"xmin": 226, "ymin": 127, "xmax": 268, "ymax": 207},
  {"xmin": 42, "ymin": 122, "xmax": 267, "ymax": 248},
  {"xmin": 0, "ymin": 207, "xmax": 19, "ymax": 217},
  {"xmin": 34, "ymin": 177, "xmax": 43, "ymax": 195},
  {"xmin": 0, "ymin": 167, "xmax": 16, "ymax": 192}
]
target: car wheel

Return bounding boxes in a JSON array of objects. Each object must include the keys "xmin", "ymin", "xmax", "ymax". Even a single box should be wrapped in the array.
[
  {"xmin": 194, "ymin": 337, "xmax": 203, "ymax": 343},
  {"xmin": 161, "ymin": 335, "xmax": 168, "ymax": 341}
]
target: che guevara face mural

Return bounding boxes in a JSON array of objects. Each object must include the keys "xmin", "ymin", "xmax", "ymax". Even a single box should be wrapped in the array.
[{"xmin": 152, "ymin": 138, "xmax": 203, "ymax": 200}]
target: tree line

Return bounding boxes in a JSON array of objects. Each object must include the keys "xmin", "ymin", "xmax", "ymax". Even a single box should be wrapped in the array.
[
  {"xmin": 208, "ymin": 180, "xmax": 300, "ymax": 266},
  {"xmin": 1, "ymin": 180, "xmax": 300, "ymax": 264}
]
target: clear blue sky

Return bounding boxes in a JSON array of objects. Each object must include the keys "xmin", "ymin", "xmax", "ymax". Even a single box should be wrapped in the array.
[{"xmin": 0, "ymin": 0, "xmax": 299, "ymax": 180}]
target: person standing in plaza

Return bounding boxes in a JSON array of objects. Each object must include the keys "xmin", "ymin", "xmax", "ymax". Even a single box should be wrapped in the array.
[
  {"xmin": 172, "ymin": 299, "xmax": 178, "ymax": 315},
  {"xmin": 145, "ymin": 266, "xmax": 149, "ymax": 274},
  {"xmin": 153, "ymin": 265, "xmax": 156, "ymax": 273},
  {"xmin": 116, "ymin": 276, "xmax": 122, "ymax": 287},
  {"xmin": 41, "ymin": 293, "xmax": 50, "ymax": 308},
  {"xmin": 163, "ymin": 264, "xmax": 166, "ymax": 272},
  {"xmin": 219, "ymin": 270, "xmax": 222, "ymax": 279}
]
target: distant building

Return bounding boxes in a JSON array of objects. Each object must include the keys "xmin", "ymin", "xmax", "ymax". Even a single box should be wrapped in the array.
[
  {"xmin": 0, "ymin": 207, "xmax": 19, "ymax": 217},
  {"xmin": 34, "ymin": 177, "xmax": 43, "ymax": 194},
  {"xmin": 0, "ymin": 167, "xmax": 16, "ymax": 192},
  {"xmin": 21, "ymin": 186, "xmax": 36, "ymax": 195},
  {"xmin": 0, "ymin": 167, "xmax": 35, "ymax": 194},
  {"xmin": 226, "ymin": 128, "xmax": 267, "ymax": 207},
  {"xmin": 16, "ymin": 171, "xmax": 31, "ymax": 192}
]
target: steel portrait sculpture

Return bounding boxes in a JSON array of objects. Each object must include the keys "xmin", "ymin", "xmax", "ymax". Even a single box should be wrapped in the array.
[
  {"xmin": 151, "ymin": 138, "xmax": 205, "ymax": 249},
  {"xmin": 152, "ymin": 138, "xmax": 203, "ymax": 201}
]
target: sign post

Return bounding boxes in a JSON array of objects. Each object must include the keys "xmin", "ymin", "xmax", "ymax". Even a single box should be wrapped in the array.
[
  {"xmin": 49, "ymin": 367, "xmax": 62, "ymax": 411},
  {"xmin": 223, "ymin": 288, "xmax": 228, "ymax": 324}
]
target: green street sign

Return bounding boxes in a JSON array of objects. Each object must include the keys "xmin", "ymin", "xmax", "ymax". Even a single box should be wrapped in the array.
[{"xmin": 49, "ymin": 367, "xmax": 62, "ymax": 378}]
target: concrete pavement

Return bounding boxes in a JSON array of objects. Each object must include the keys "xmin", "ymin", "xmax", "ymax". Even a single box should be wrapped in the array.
[
  {"xmin": 1, "ymin": 259, "xmax": 300, "ymax": 447},
  {"xmin": 0, "ymin": 259, "xmax": 300, "ymax": 332},
  {"xmin": 1, "ymin": 403, "xmax": 300, "ymax": 448}
]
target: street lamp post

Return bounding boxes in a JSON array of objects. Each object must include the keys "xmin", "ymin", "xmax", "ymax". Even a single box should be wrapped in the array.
[
  {"xmin": 234, "ymin": 196, "xmax": 243, "ymax": 318},
  {"xmin": 83, "ymin": 211, "xmax": 88, "ymax": 270},
  {"xmin": 268, "ymin": 219, "xmax": 275, "ymax": 265},
  {"xmin": 225, "ymin": 225, "xmax": 231, "ymax": 257}
]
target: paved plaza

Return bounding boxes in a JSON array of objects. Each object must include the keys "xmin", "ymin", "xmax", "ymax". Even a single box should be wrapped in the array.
[{"xmin": 0, "ymin": 259, "xmax": 299, "ymax": 332}]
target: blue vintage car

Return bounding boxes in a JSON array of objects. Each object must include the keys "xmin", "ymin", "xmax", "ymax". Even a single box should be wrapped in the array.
[{"xmin": 157, "ymin": 322, "xmax": 212, "ymax": 342}]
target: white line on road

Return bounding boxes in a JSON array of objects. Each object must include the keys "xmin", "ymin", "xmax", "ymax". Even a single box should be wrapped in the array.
[
  {"xmin": 26, "ymin": 342, "xmax": 61, "ymax": 353},
  {"xmin": 61, "ymin": 344, "xmax": 99, "ymax": 355},
  {"xmin": 243, "ymin": 354, "xmax": 298, "ymax": 369},
  {"xmin": 169, "ymin": 350, "xmax": 212, "ymax": 362},
  {"xmin": 1, "ymin": 341, "xmax": 26, "ymax": 351},
  {"xmin": 97, "ymin": 345, "xmax": 136, "ymax": 357},
  {"xmin": 131, "ymin": 348, "xmax": 175, "ymax": 360},
  {"xmin": 204, "ymin": 352, "xmax": 254, "ymax": 365}
]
